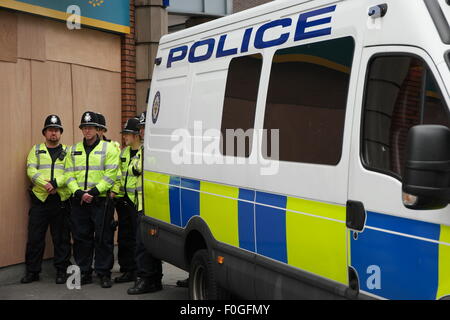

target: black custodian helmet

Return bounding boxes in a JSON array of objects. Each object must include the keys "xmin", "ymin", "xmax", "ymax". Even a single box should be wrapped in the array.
[
  {"xmin": 121, "ymin": 118, "xmax": 140, "ymax": 135},
  {"xmin": 79, "ymin": 111, "xmax": 98, "ymax": 129},
  {"xmin": 42, "ymin": 114, "xmax": 63, "ymax": 135},
  {"xmin": 96, "ymin": 113, "xmax": 108, "ymax": 132}
]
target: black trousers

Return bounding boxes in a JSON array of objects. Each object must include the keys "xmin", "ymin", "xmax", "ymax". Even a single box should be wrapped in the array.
[
  {"xmin": 115, "ymin": 196, "xmax": 137, "ymax": 273},
  {"xmin": 136, "ymin": 211, "xmax": 162, "ymax": 281},
  {"xmin": 25, "ymin": 196, "xmax": 71, "ymax": 274},
  {"xmin": 70, "ymin": 197, "xmax": 114, "ymax": 277}
]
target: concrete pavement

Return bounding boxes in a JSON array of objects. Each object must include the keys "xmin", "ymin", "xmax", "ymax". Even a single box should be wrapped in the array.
[{"xmin": 0, "ymin": 259, "xmax": 189, "ymax": 300}]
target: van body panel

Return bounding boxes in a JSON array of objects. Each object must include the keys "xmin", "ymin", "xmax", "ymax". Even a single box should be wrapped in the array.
[{"xmin": 142, "ymin": 0, "xmax": 450, "ymax": 299}]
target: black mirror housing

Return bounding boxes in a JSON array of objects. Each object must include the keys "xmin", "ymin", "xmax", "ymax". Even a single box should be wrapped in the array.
[{"xmin": 402, "ymin": 125, "xmax": 450, "ymax": 210}]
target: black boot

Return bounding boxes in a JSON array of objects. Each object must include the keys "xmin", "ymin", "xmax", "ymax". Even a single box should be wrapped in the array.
[
  {"xmin": 114, "ymin": 271, "xmax": 136, "ymax": 283},
  {"xmin": 100, "ymin": 275, "xmax": 113, "ymax": 288},
  {"xmin": 127, "ymin": 277, "xmax": 162, "ymax": 295},
  {"xmin": 55, "ymin": 270, "xmax": 67, "ymax": 284},
  {"xmin": 81, "ymin": 273, "xmax": 93, "ymax": 285},
  {"xmin": 20, "ymin": 272, "xmax": 39, "ymax": 284}
]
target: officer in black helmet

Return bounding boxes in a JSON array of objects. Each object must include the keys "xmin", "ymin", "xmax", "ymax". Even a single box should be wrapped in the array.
[
  {"xmin": 111, "ymin": 118, "xmax": 142, "ymax": 283},
  {"xmin": 127, "ymin": 111, "xmax": 163, "ymax": 294},
  {"xmin": 64, "ymin": 111, "xmax": 119, "ymax": 288},
  {"xmin": 22, "ymin": 115, "xmax": 72, "ymax": 284}
]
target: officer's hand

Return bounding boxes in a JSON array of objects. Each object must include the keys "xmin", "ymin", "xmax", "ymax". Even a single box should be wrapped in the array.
[
  {"xmin": 81, "ymin": 193, "xmax": 94, "ymax": 205},
  {"xmin": 50, "ymin": 189, "xmax": 57, "ymax": 195},
  {"xmin": 110, "ymin": 192, "xmax": 117, "ymax": 199},
  {"xmin": 44, "ymin": 183, "xmax": 54, "ymax": 194}
]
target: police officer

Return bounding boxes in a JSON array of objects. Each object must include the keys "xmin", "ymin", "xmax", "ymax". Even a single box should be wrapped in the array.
[
  {"xmin": 65, "ymin": 111, "xmax": 119, "ymax": 288},
  {"xmin": 127, "ymin": 112, "xmax": 163, "ymax": 295},
  {"xmin": 96, "ymin": 112, "xmax": 121, "ymax": 151},
  {"xmin": 22, "ymin": 115, "xmax": 71, "ymax": 284},
  {"xmin": 111, "ymin": 118, "xmax": 141, "ymax": 283}
]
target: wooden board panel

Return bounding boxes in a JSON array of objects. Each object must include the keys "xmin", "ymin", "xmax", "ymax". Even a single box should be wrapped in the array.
[
  {"xmin": 71, "ymin": 65, "xmax": 122, "ymax": 144},
  {"xmin": 17, "ymin": 13, "xmax": 45, "ymax": 62},
  {"xmin": 0, "ymin": 10, "xmax": 18, "ymax": 63},
  {"xmin": 45, "ymin": 19, "xmax": 121, "ymax": 73},
  {"xmin": 0, "ymin": 59, "xmax": 32, "ymax": 267},
  {"xmin": 31, "ymin": 60, "xmax": 74, "ymax": 146}
]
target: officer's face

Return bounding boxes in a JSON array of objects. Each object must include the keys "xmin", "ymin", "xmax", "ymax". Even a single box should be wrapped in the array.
[
  {"xmin": 44, "ymin": 128, "xmax": 61, "ymax": 143},
  {"xmin": 139, "ymin": 127, "xmax": 145, "ymax": 140},
  {"xmin": 123, "ymin": 133, "xmax": 139, "ymax": 146},
  {"xmin": 81, "ymin": 126, "xmax": 97, "ymax": 140}
]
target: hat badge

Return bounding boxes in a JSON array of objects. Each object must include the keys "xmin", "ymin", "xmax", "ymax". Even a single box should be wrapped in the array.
[
  {"xmin": 50, "ymin": 116, "xmax": 58, "ymax": 124},
  {"xmin": 85, "ymin": 113, "xmax": 92, "ymax": 122}
]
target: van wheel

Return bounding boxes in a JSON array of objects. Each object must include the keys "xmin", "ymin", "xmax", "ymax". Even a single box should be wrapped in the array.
[{"xmin": 188, "ymin": 249, "xmax": 229, "ymax": 300}]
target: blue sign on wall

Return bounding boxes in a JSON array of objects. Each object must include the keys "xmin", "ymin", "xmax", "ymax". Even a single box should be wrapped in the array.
[{"xmin": 0, "ymin": 0, "xmax": 130, "ymax": 33}]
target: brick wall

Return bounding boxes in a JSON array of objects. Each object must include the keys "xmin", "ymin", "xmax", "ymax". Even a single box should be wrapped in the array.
[
  {"xmin": 121, "ymin": 0, "xmax": 137, "ymax": 130},
  {"xmin": 233, "ymin": 0, "xmax": 273, "ymax": 12}
]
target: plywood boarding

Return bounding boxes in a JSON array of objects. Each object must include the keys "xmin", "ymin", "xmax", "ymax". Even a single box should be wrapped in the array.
[
  {"xmin": 17, "ymin": 13, "xmax": 45, "ymax": 62},
  {"xmin": 0, "ymin": 59, "xmax": 31, "ymax": 267},
  {"xmin": 71, "ymin": 65, "xmax": 122, "ymax": 144},
  {"xmin": 31, "ymin": 60, "xmax": 74, "ymax": 145},
  {"xmin": 45, "ymin": 19, "xmax": 121, "ymax": 73},
  {"xmin": 0, "ymin": 10, "xmax": 18, "ymax": 63}
]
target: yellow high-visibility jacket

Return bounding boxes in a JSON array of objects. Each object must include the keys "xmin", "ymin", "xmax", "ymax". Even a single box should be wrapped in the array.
[
  {"xmin": 64, "ymin": 139, "xmax": 119, "ymax": 197},
  {"xmin": 111, "ymin": 146, "xmax": 140, "ymax": 204},
  {"xmin": 128, "ymin": 146, "xmax": 144, "ymax": 211},
  {"xmin": 26, "ymin": 143, "xmax": 71, "ymax": 202}
]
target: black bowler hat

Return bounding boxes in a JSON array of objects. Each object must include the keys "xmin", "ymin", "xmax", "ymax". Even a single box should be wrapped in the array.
[
  {"xmin": 121, "ymin": 118, "xmax": 140, "ymax": 135},
  {"xmin": 42, "ymin": 114, "xmax": 63, "ymax": 135},
  {"xmin": 96, "ymin": 113, "xmax": 108, "ymax": 132},
  {"xmin": 79, "ymin": 111, "xmax": 98, "ymax": 129}
]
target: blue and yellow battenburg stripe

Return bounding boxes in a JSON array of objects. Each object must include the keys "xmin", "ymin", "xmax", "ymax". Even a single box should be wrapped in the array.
[
  {"xmin": 144, "ymin": 171, "xmax": 348, "ymax": 286},
  {"xmin": 351, "ymin": 212, "xmax": 450, "ymax": 300},
  {"xmin": 144, "ymin": 171, "xmax": 450, "ymax": 299}
]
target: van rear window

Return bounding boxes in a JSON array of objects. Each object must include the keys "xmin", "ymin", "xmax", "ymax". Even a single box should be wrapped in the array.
[{"xmin": 263, "ymin": 36, "xmax": 355, "ymax": 165}]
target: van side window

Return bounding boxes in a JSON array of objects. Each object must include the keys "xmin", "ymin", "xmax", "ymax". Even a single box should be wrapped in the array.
[
  {"xmin": 263, "ymin": 37, "xmax": 355, "ymax": 165},
  {"xmin": 220, "ymin": 54, "xmax": 263, "ymax": 157},
  {"xmin": 362, "ymin": 56, "xmax": 450, "ymax": 179}
]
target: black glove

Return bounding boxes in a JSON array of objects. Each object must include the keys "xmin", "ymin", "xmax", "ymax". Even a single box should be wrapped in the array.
[
  {"xmin": 74, "ymin": 190, "xmax": 85, "ymax": 200},
  {"xmin": 88, "ymin": 187, "xmax": 100, "ymax": 197},
  {"xmin": 50, "ymin": 179, "xmax": 58, "ymax": 189}
]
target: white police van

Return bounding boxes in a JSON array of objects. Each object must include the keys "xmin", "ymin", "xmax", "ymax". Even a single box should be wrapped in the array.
[{"xmin": 140, "ymin": 0, "xmax": 450, "ymax": 300}]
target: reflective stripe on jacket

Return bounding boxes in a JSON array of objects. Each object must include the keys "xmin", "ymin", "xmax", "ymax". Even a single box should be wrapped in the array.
[
  {"xmin": 26, "ymin": 143, "xmax": 71, "ymax": 202},
  {"xmin": 64, "ymin": 140, "xmax": 119, "ymax": 197}
]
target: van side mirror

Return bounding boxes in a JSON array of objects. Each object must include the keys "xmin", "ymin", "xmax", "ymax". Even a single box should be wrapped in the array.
[{"xmin": 402, "ymin": 125, "xmax": 450, "ymax": 210}]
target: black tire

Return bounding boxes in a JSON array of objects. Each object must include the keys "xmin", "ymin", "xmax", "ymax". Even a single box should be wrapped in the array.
[{"xmin": 188, "ymin": 249, "xmax": 229, "ymax": 300}]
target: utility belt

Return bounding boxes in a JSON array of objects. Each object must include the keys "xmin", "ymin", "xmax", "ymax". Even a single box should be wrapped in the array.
[
  {"xmin": 29, "ymin": 189, "xmax": 68, "ymax": 209},
  {"xmin": 114, "ymin": 194, "xmax": 135, "ymax": 209}
]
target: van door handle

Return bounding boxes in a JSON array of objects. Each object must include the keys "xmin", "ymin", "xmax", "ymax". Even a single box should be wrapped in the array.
[{"xmin": 346, "ymin": 200, "xmax": 366, "ymax": 232}]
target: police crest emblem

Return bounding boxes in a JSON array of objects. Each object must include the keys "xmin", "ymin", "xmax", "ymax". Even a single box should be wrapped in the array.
[
  {"xmin": 85, "ymin": 113, "xmax": 92, "ymax": 122},
  {"xmin": 152, "ymin": 91, "xmax": 161, "ymax": 124},
  {"xmin": 50, "ymin": 116, "xmax": 58, "ymax": 124}
]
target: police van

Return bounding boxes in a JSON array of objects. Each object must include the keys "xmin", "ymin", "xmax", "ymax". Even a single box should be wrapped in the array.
[{"xmin": 140, "ymin": 0, "xmax": 450, "ymax": 299}]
